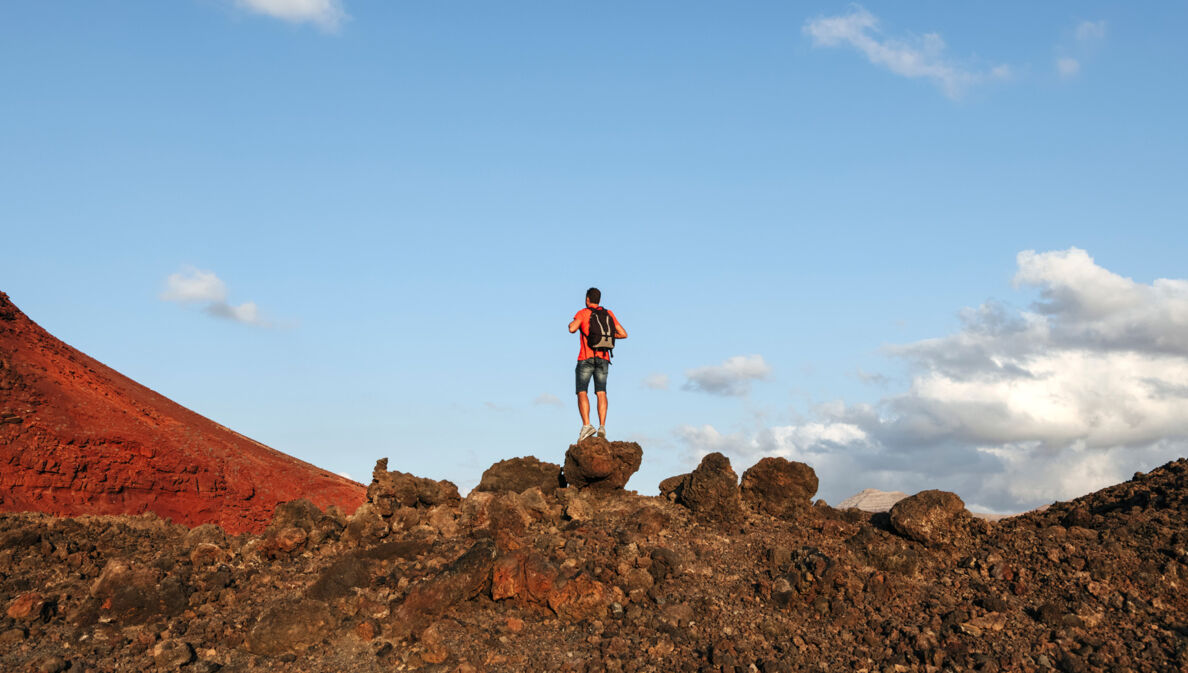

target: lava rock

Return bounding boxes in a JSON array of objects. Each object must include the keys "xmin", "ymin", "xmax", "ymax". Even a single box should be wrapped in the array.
[
  {"xmin": 739, "ymin": 457, "xmax": 818, "ymax": 518},
  {"xmin": 247, "ymin": 598, "xmax": 335, "ymax": 656},
  {"xmin": 476, "ymin": 456, "xmax": 564, "ymax": 493},
  {"xmin": 676, "ymin": 452, "xmax": 743, "ymax": 522},
  {"xmin": 889, "ymin": 490, "xmax": 971, "ymax": 546},
  {"xmin": 89, "ymin": 559, "xmax": 186, "ymax": 625},
  {"xmin": 367, "ymin": 458, "xmax": 461, "ymax": 516},
  {"xmin": 562, "ymin": 439, "xmax": 643, "ymax": 490}
]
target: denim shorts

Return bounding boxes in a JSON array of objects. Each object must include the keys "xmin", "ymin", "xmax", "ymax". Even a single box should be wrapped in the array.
[{"xmin": 575, "ymin": 357, "xmax": 610, "ymax": 394}]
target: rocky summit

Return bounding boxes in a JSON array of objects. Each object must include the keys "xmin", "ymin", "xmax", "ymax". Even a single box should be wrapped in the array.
[
  {"xmin": 2, "ymin": 437, "xmax": 1187, "ymax": 673},
  {"xmin": 0, "ymin": 292, "xmax": 364, "ymax": 534}
]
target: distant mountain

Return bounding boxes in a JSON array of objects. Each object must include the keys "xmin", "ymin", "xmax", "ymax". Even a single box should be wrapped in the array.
[
  {"xmin": 0, "ymin": 292, "xmax": 363, "ymax": 533},
  {"xmin": 838, "ymin": 488, "xmax": 909, "ymax": 512}
]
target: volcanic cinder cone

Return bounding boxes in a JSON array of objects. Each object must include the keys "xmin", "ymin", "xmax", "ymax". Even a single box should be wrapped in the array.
[{"xmin": 0, "ymin": 292, "xmax": 364, "ymax": 533}]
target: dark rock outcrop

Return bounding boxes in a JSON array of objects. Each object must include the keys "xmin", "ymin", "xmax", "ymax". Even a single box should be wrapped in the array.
[
  {"xmin": 562, "ymin": 439, "xmax": 643, "ymax": 490},
  {"xmin": 367, "ymin": 458, "xmax": 460, "ymax": 516},
  {"xmin": 889, "ymin": 489, "xmax": 971, "ymax": 546},
  {"xmin": 476, "ymin": 456, "xmax": 564, "ymax": 493},
  {"xmin": 676, "ymin": 452, "xmax": 743, "ymax": 522},
  {"xmin": 740, "ymin": 457, "xmax": 818, "ymax": 518}
]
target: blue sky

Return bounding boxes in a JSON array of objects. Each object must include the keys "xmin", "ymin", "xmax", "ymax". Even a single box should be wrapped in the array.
[{"xmin": 3, "ymin": 2, "xmax": 1187, "ymax": 511}]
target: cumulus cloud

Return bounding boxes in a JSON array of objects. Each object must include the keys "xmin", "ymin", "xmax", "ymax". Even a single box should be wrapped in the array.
[
  {"xmin": 1057, "ymin": 57, "xmax": 1081, "ymax": 78},
  {"xmin": 804, "ymin": 6, "xmax": 1010, "ymax": 99},
  {"xmin": 235, "ymin": 0, "xmax": 347, "ymax": 31},
  {"xmin": 683, "ymin": 355, "xmax": 771, "ymax": 396},
  {"xmin": 534, "ymin": 393, "xmax": 563, "ymax": 407},
  {"xmin": 160, "ymin": 267, "xmax": 273, "ymax": 327},
  {"xmin": 676, "ymin": 249, "xmax": 1188, "ymax": 513},
  {"xmin": 642, "ymin": 373, "xmax": 670, "ymax": 391}
]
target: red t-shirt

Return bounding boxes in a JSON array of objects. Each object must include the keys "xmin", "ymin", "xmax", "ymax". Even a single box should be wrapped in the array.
[{"xmin": 573, "ymin": 306, "xmax": 619, "ymax": 361}]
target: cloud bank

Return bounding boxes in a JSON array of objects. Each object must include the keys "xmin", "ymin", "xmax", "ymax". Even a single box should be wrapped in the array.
[
  {"xmin": 678, "ymin": 249, "xmax": 1188, "ymax": 512},
  {"xmin": 235, "ymin": 0, "xmax": 346, "ymax": 31},
  {"xmin": 804, "ymin": 6, "xmax": 1009, "ymax": 99},
  {"xmin": 684, "ymin": 355, "xmax": 771, "ymax": 396},
  {"xmin": 161, "ymin": 267, "xmax": 273, "ymax": 327}
]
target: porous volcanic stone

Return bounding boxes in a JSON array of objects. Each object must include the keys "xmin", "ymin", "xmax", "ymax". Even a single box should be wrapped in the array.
[
  {"xmin": 563, "ymin": 439, "xmax": 643, "ymax": 490},
  {"xmin": 740, "ymin": 457, "xmax": 818, "ymax": 518},
  {"xmin": 476, "ymin": 456, "xmax": 564, "ymax": 493},
  {"xmin": 889, "ymin": 489, "xmax": 971, "ymax": 546},
  {"xmin": 676, "ymin": 452, "xmax": 742, "ymax": 522},
  {"xmin": 368, "ymin": 458, "xmax": 461, "ymax": 516},
  {"xmin": 248, "ymin": 598, "xmax": 335, "ymax": 656}
]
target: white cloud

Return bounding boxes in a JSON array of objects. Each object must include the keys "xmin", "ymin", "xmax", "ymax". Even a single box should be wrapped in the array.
[
  {"xmin": 235, "ymin": 0, "xmax": 347, "ymax": 31},
  {"xmin": 1076, "ymin": 20, "xmax": 1107, "ymax": 42},
  {"xmin": 1057, "ymin": 57, "xmax": 1081, "ymax": 78},
  {"xmin": 804, "ymin": 6, "xmax": 1010, "ymax": 99},
  {"xmin": 676, "ymin": 249, "xmax": 1188, "ymax": 512},
  {"xmin": 642, "ymin": 373, "xmax": 670, "ymax": 390},
  {"xmin": 161, "ymin": 267, "xmax": 227, "ymax": 303},
  {"xmin": 683, "ymin": 355, "xmax": 771, "ymax": 396},
  {"xmin": 534, "ymin": 393, "xmax": 563, "ymax": 407},
  {"xmin": 160, "ymin": 267, "xmax": 273, "ymax": 327}
]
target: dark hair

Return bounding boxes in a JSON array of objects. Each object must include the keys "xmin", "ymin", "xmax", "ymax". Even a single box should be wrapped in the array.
[{"xmin": 586, "ymin": 287, "xmax": 601, "ymax": 305}]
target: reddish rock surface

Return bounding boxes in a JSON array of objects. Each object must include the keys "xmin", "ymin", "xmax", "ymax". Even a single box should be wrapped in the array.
[{"xmin": 0, "ymin": 291, "xmax": 364, "ymax": 533}]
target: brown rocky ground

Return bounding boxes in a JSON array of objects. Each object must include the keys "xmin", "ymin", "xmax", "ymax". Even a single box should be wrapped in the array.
[{"xmin": 1, "ymin": 447, "xmax": 1186, "ymax": 673}]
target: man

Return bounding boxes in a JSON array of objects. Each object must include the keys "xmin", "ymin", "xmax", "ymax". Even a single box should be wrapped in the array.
[{"xmin": 568, "ymin": 287, "xmax": 628, "ymax": 441}]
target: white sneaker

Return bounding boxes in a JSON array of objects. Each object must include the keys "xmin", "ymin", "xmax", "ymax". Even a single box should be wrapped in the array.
[
  {"xmin": 596, "ymin": 426, "xmax": 606, "ymax": 438},
  {"xmin": 578, "ymin": 425, "xmax": 596, "ymax": 441}
]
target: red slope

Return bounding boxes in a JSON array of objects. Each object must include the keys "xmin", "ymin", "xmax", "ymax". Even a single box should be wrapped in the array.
[{"xmin": 0, "ymin": 292, "xmax": 364, "ymax": 533}]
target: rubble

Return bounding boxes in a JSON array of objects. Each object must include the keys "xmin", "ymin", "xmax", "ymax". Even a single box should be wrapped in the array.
[{"xmin": 1, "ymin": 447, "xmax": 1187, "ymax": 672}]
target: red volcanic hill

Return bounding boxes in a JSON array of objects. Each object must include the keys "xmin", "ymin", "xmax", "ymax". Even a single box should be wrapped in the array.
[{"xmin": 0, "ymin": 292, "xmax": 364, "ymax": 533}]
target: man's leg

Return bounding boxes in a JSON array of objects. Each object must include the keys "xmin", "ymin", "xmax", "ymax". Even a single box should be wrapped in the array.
[
  {"xmin": 577, "ymin": 392, "xmax": 591, "ymax": 426},
  {"xmin": 595, "ymin": 391, "xmax": 608, "ymax": 427}
]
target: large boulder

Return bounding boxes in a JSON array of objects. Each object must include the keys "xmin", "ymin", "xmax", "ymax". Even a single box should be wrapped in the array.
[
  {"xmin": 367, "ymin": 458, "xmax": 460, "ymax": 516},
  {"xmin": 676, "ymin": 453, "xmax": 742, "ymax": 522},
  {"xmin": 740, "ymin": 457, "xmax": 818, "ymax": 518},
  {"xmin": 889, "ymin": 490, "xmax": 971, "ymax": 547},
  {"xmin": 476, "ymin": 456, "xmax": 563, "ymax": 493},
  {"xmin": 562, "ymin": 439, "xmax": 643, "ymax": 490}
]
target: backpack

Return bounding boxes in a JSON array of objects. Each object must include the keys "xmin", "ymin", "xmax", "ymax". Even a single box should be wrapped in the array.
[{"xmin": 586, "ymin": 307, "xmax": 616, "ymax": 356}]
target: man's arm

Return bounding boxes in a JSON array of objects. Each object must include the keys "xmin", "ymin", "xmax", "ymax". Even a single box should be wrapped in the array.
[
  {"xmin": 614, "ymin": 320, "xmax": 628, "ymax": 339},
  {"xmin": 568, "ymin": 316, "xmax": 583, "ymax": 333}
]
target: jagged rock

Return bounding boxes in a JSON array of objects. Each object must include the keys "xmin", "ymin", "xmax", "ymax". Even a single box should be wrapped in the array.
[
  {"xmin": 247, "ymin": 598, "xmax": 335, "ymax": 656},
  {"xmin": 889, "ymin": 490, "xmax": 971, "ymax": 547},
  {"xmin": 659, "ymin": 474, "xmax": 687, "ymax": 501},
  {"xmin": 6, "ymin": 592, "xmax": 51, "ymax": 621},
  {"xmin": 151, "ymin": 639, "xmax": 195, "ymax": 669},
  {"xmin": 476, "ymin": 456, "xmax": 564, "ymax": 493},
  {"xmin": 740, "ymin": 457, "xmax": 818, "ymax": 518},
  {"xmin": 367, "ymin": 459, "xmax": 460, "ymax": 516},
  {"xmin": 676, "ymin": 452, "xmax": 743, "ymax": 522},
  {"xmin": 265, "ymin": 498, "xmax": 323, "ymax": 534},
  {"xmin": 183, "ymin": 523, "xmax": 228, "ymax": 550},
  {"xmin": 306, "ymin": 555, "xmax": 371, "ymax": 601},
  {"xmin": 89, "ymin": 559, "xmax": 186, "ymax": 625},
  {"xmin": 547, "ymin": 574, "xmax": 611, "ymax": 622},
  {"xmin": 562, "ymin": 439, "xmax": 643, "ymax": 490},
  {"xmin": 387, "ymin": 539, "xmax": 497, "ymax": 640}
]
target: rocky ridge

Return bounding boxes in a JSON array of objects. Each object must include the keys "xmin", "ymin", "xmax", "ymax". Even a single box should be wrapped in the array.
[{"xmin": 2, "ymin": 443, "xmax": 1186, "ymax": 673}]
